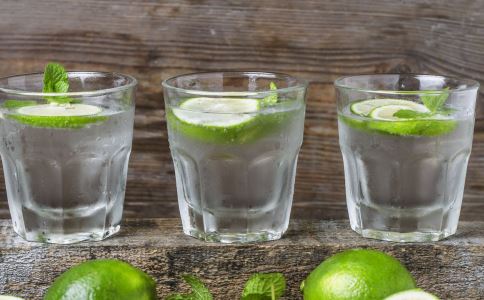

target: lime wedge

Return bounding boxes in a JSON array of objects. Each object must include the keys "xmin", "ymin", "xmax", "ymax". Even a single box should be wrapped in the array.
[
  {"xmin": 370, "ymin": 103, "xmax": 429, "ymax": 121},
  {"xmin": 168, "ymin": 97, "xmax": 290, "ymax": 144},
  {"xmin": 8, "ymin": 104, "xmax": 107, "ymax": 128},
  {"xmin": 384, "ymin": 289, "xmax": 440, "ymax": 300},
  {"xmin": 350, "ymin": 99, "xmax": 424, "ymax": 116}
]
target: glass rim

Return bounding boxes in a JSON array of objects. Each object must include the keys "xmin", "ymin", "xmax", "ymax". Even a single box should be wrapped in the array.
[
  {"xmin": 161, "ymin": 71, "xmax": 308, "ymax": 96},
  {"xmin": 0, "ymin": 71, "xmax": 138, "ymax": 97},
  {"xmin": 334, "ymin": 73, "xmax": 480, "ymax": 95}
]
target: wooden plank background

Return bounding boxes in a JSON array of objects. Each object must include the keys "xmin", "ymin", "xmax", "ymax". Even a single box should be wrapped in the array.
[{"xmin": 0, "ymin": 0, "xmax": 483, "ymax": 220}]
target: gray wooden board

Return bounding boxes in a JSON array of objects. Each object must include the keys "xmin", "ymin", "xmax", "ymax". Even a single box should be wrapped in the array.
[{"xmin": 0, "ymin": 219, "xmax": 483, "ymax": 299}]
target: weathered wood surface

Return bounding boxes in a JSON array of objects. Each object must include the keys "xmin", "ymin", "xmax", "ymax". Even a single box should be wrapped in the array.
[
  {"xmin": 0, "ymin": 0, "xmax": 484, "ymax": 219},
  {"xmin": 0, "ymin": 219, "xmax": 483, "ymax": 299}
]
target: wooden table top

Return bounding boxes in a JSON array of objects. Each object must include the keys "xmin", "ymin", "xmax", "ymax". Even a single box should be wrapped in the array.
[{"xmin": 1, "ymin": 219, "xmax": 483, "ymax": 299}]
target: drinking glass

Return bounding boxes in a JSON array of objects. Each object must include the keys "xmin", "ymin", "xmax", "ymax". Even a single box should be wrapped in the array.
[
  {"xmin": 163, "ymin": 72, "xmax": 307, "ymax": 243},
  {"xmin": 0, "ymin": 71, "xmax": 136, "ymax": 244},
  {"xmin": 335, "ymin": 74, "xmax": 478, "ymax": 242}
]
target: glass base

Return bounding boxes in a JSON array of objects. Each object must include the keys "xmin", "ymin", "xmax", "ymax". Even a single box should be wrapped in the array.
[
  {"xmin": 13, "ymin": 225, "xmax": 121, "ymax": 244},
  {"xmin": 351, "ymin": 225, "xmax": 454, "ymax": 242},
  {"xmin": 185, "ymin": 228, "xmax": 283, "ymax": 244}
]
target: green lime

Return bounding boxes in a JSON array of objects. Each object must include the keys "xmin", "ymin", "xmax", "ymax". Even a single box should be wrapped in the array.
[
  {"xmin": 301, "ymin": 249, "xmax": 416, "ymax": 300},
  {"xmin": 342, "ymin": 99, "xmax": 456, "ymax": 136},
  {"xmin": 384, "ymin": 289, "xmax": 440, "ymax": 300},
  {"xmin": 7, "ymin": 104, "xmax": 107, "ymax": 128},
  {"xmin": 350, "ymin": 99, "xmax": 426, "ymax": 117},
  {"xmin": 168, "ymin": 97, "xmax": 291, "ymax": 144},
  {"xmin": 44, "ymin": 259, "xmax": 157, "ymax": 300}
]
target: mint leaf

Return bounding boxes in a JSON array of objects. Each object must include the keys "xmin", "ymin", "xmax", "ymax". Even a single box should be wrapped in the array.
[
  {"xmin": 241, "ymin": 273, "xmax": 286, "ymax": 300},
  {"xmin": 42, "ymin": 62, "xmax": 77, "ymax": 104},
  {"xmin": 165, "ymin": 275, "xmax": 213, "ymax": 300},
  {"xmin": 393, "ymin": 109, "xmax": 433, "ymax": 119},
  {"xmin": 43, "ymin": 63, "xmax": 69, "ymax": 93},
  {"xmin": 420, "ymin": 88, "xmax": 449, "ymax": 112},
  {"xmin": 261, "ymin": 82, "xmax": 278, "ymax": 106}
]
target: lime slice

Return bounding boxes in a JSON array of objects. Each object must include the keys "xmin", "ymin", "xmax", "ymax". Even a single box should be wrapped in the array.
[
  {"xmin": 172, "ymin": 97, "xmax": 260, "ymax": 127},
  {"xmin": 169, "ymin": 97, "xmax": 291, "ymax": 144},
  {"xmin": 17, "ymin": 104, "xmax": 101, "ymax": 116},
  {"xmin": 369, "ymin": 103, "xmax": 429, "ymax": 121},
  {"xmin": 7, "ymin": 104, "xmax": 107, "ymax": 128},
  {"xmin": 341, "ymin": 99, "xmax": 457, "ymax": 137},
  {"xmin": 3, "ymin": 100, "xmax": 37, "ymax": 109},
  {"xmin": 350, "ymin": 99, "xmax": 424, "ymax": 116},
  {"xmin": 384, "ymin": 289, "xmax": 440, "ymax": 300}
]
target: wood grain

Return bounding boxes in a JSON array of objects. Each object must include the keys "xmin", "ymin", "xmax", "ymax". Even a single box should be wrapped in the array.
[
  {"xmin": 1, "ymin": 219, "xmax": 483, "ymax": 299},
  {"xmin": 0, "ymin": 0, "xmax": 484, "ymax": 220}
]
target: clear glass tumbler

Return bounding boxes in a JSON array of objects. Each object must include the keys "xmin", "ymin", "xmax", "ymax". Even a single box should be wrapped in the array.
[
  {"xmin": 335, "ymin": 74, "xmax": 479, "ymax": 242},
  {"xmin": 163, "ymin": 72, "xmax": 307, "ymax": 243},
  {"xmin": 0, "ymin": 71, "xmax": 136, "ymax": 244}
]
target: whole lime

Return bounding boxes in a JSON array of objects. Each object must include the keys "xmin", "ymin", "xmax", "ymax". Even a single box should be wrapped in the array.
[
  {"xmin": 301, "ymin": 249, "xmax": 416, "ymax": 300},
  {"xmin": 44, "ymin": 259, "xmax": 157, "ymax": 300}
]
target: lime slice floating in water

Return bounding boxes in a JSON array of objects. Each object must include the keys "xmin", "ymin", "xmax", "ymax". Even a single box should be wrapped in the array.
[
  {"xmin": 8, "ymin": 104, "xmax": 107, "ymax": 128},
  {"xmin": 169, "ymin": 97, "xmax": 288, "ymax": 144},
  {"xmin": 350, "ymin": 99, "xmax": 426, "ymax": 117},
  {"xmin": 384, "ymin": 289, "xmax": 440, "ymax": 300},
  {"xmin": 172, "ymin": 97, "xmax": 260, "ymax": 127},
  {"xmin": 369, "ymin": 103, "xmax": 429, "ymax": 120},
  {"xmin": 343, "ymin": 99, "xmax": 456, "ymax": 136}
]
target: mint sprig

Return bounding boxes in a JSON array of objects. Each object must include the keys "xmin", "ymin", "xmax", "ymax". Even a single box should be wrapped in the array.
[
  {"xmin": 241, "ymin": 273, "xmax": 286, "ymax": 300},
  {"xmin": 420, "ymin": 87, "xmax": 449, "ymax": 113},
  {"xmin": 43, "ymin": 62, "xmax": 74, "ymax": 104},
  {"xmin": 165, "ymin": 275, "xmax": 213, "ymax": 300},
  {"xmin": 165, "ymin": 273, "xmax": 286, "ymax": 300},
  {"xmin": 394, "ymin": 88, "xmax": 451, "ymax": 119},
  {"xmin": 43, "ymin": 63, "xmax": 69, "ymax": 93},
  {"xmin": 261, "ymin": 82, "xmax": 278, "ymax": 106}
]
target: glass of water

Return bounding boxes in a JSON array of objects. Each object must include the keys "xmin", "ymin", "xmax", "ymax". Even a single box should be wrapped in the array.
[
  {"xmin": 335, "ymin": 74, "xmax": 478, "ymax": 242},
  {"xmin": 0, "ymin": 71, "xmax": 136, "ymax": 244},
  {"xmin": 163, "ymin": 72, "xmax": 307, "ymax": 243}
]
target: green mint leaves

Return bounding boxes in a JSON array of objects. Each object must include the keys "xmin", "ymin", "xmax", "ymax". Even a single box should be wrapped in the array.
[
  {"xmin": 394, "ymin": 88, "xmax": 450, "ymax": 119},
  {"xmin": 43, "ymin": 62, "xmax": 74, "ymax": 104},
  {"xmin": 165, "ymin": 273, "xmax": 286, "ymax": 300},
  {"xmin": 241, "ymin": 273, "xmax": 286, "ymax": 300},
  {"xmin": 165, "ymin": 275, "xmax": 213, "ymax": 300},
  {"xmin": 43, "ymin": 63, "xmax": 69, "ymax": 94},
  {"xmin": 261, "ymin": 82, "xmax": 278, "ymax": 106},
  {"xmin": 420, "ymin": 88, "xmax": 449, "ymax": 113}
]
